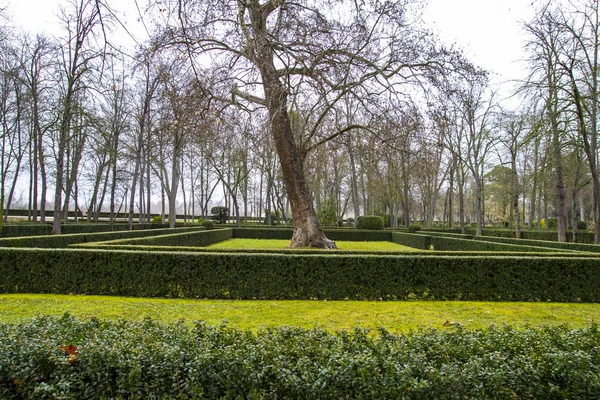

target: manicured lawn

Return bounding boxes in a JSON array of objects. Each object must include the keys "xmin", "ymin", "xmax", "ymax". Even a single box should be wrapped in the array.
[
  {"xmin": 1, "ymin": 294, "xmax": 598, "ymax": 332},
  {"xmin": 206, "ymin": 238, "xmax": 421, "ymax": 251}
]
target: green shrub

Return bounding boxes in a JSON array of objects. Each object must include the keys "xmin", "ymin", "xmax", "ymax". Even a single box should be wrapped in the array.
[
  {"xmin": 3, "ymin": 316, "xmax": 600, "ymax": 399},
  {"xmin": 151, "ymin": 215, "xmax": 162, "ymax": 223},
  {"xmin": 356, "ymin": 216, "xmax": 384, "ymax": 230},
  {"xmin": 408, "ymin": 224, "xmax": 422, "ymax": 233},
  {"xmin": 201, "ymin": 220, "xmax": 214, "ymax": 230},
  {"xmin": 577, "ymin": 220, "xmax": 588, "ymax": 230},
  {"xmin": 211, "ymin": 206, "xmax": 229, "ymax": 224}
]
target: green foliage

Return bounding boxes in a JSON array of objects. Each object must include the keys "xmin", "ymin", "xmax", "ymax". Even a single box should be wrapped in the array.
[
  {"xmin": 2, "ymin": 315, "xmax": 600, "ymax": 398},
  {"xmin": 577, "ymin": 220, "xmax": 588, "ymax": 230},
  {"xmin": 201, "ymin": 220, "xmax": 214, "ymax": 230},
  {"xmin": 151, "ymin": 215, "xmax": 162, "ymax": 223},
  {"xmin": 263, "ymin": 210, "xmax": 282, "ymax": 225},
  {"xmin": 356, "ymin": 215, "xmax": 384, "ymax": 230},
  {"xmin": 211, "ymin": 206, "xmax": 229, "ymax": 224},
  {"xmin": 317, "ymin": 197, "xmax": 338, "ymax": 225},
  {"xmin": 2, "ymin": 246, "xmax": 600, "ymax": 301},
  {"xmin": 408, "ymin": 224, "xmax": 422, "ymax": 233}
]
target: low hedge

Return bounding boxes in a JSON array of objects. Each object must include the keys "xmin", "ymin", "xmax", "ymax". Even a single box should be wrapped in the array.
[
  {"xmin": 93, "ymin": 228, "xmax": 233, "ymax": 248},
  {"xmin": 470, "ymin": 235, "xmax": 600, "ymax": 253},
  {"xmin": 0, "ymin": 226, "xmax": 204, "ymax": 248},
  {"xmin": 391, "ymin": 232, "xmax": 574, "ymax": 253},
  {"xmin": 0, "ymin": 223, "xmax": 173, "ymax": 238},
  {"xmin": 3, "ymin": 316, "xmax": 600, "ymax": 399},
  {"xmin": 1, "ymin": 247, "xmax": 600, "ymax": 301}
]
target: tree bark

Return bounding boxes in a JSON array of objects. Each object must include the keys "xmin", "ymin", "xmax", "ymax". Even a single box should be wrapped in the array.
[{"xmin": 247, "ymin": 1, "xmax": 334, "ymax": 248}]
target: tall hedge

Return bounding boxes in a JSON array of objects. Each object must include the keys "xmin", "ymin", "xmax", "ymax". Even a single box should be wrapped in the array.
[
  {"xmin": 2, "ymin": 316, "xmax": 600, "ymax": 399},
  {"xmin": 1, "ymin": 247, "xmax": 600, "ymax": 301}
]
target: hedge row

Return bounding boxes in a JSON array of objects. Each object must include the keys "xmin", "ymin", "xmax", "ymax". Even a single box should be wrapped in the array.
[
  {"xmin": 0, "ymin": 223, "xmax": 174, "ymax": 238},
  {"xmin": 0, "ymin": 226, "xmax": 204, "ymax": 248},
  {"xmin": 1, "ymin": 247, "xmax": 600, "ymax": 301},
  {"xmin": 391, "ymin": 232, "xmax": 577, "ymax": 253},
  {"xmin": 93, "ymin": 228, "xmax": 233, "ymax": 248},
  {"xmin": 468, "ymin": 235, "xmax": 600, "ymax": 254},
  {"xmin": 3, "ymin": 316, "xmax": 600, "ymax": 399},
  {"xmin": 419, "ymin": 227, "xmax": 598, "ymax": 243}
]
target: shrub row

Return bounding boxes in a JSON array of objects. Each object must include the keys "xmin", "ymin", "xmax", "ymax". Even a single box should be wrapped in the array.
[
  {"xmin": 0, "ymin": 226, "xmax": 204, "ymax": 248},
  {"xmin": 93, "ymin": 228, "xmax": 233, "ymax": 248},
  {"xmin": 2, "ymin": 316, "xmax": 600, "ymax": 399},
  {"xmin": 468, "ymin": 235, "xmax": 600, "ymax": 254},
  {"xmin": 1, "ymin": 247, "xmax": 600, "ymax": 301},
  {"xmin": 419, "ymin": 227, "xmax": 598, "ymax": 243},
  {"xmin": 0, "ymin": 223, "xmax": 174, "ymax": 238},
  {"xmin": 391, "ymin": 232, "xmax": 575, "ymax": 253}
]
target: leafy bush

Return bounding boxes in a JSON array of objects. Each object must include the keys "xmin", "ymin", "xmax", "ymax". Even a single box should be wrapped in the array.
[
  {"xmin": 317, "ymin": 197, "xmax": 338, "ymax": 225},
  {"xmin": 201, "ymin": 220, "xmax": 214, "ymax": 230},
  {"xmin": 151, "ymin": 215, "xmax": 162, "ymax": 223},
  {"xmin": 2, "ymin": 316, "xmax": 600, "ymax": 399},
  {"xmin": 263, "ymin": 210, "xmax": 282, "ymax": 225},
  {"xmin": 408, "ymin": 224, "xmax": 422, "ymax": 233},
  {"xmin": 356, "ymin": 216, "xmax": 384, "ymax": 230},
  {"xmin": 211, "ymin": 206, "xmax": 229, "ymax": 224},
  {"xmin": 577, "ymin": 220, "xmax": 588, "ymax": 230}
]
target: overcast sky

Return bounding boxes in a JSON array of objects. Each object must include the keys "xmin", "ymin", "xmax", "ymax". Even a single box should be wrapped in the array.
[{"xmin": 6, "ymin": 0, "xmax": 535, "ymax": 108}]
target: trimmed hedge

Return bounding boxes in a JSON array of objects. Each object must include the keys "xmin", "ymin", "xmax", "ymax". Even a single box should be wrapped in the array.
[
  {"xmin": 0, "ymin": 223, "xmax": 173, "ymax": 238},
  {"xmin": 391, "ymin": 232, "xmax": 575, "ymax": 253},
  {"xmin": 356, "ymin": 216, "xmax": 384, "ymax": 230},
  {"xmin": 1, "ymin": 247, "xmax": 600, "ymax": 301},
  {"xmin": 469, "ymin": 235, "xmax": 600, "ymax": 253},
  {"xmin": 3, "ymin": 316, "xmax": 600, "ymax": 399},
  {"xmin": 0, "ymin": 226, "xmax": 204, "ymax": 248},
  {"xmin": 94, "ymin": 228, "xmax": 233, "ymax": 247}
]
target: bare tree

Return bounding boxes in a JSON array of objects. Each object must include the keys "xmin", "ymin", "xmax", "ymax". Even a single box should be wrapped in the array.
[
  {"xmin": 52, "ymin": 0, "xmax": 105, "ymax": 234},
  {"xmin": 152, "ymin": 0, "xmax": 468, "ymax": 247}
]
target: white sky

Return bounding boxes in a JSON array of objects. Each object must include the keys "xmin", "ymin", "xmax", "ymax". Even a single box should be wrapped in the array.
[{"xmin": 6, "ymin": 0, "xmax": 535, "ymax": 109}]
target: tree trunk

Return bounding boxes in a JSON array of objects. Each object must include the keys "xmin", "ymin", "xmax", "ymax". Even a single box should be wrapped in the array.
[{"xmin": 248, "ymin": 2, "xmax": 334, "ymax": 248}]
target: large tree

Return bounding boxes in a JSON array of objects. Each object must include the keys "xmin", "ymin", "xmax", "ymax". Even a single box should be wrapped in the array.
[{"xmin": 153, "ymin": 0, "xmax": 467, "ymax": 247}]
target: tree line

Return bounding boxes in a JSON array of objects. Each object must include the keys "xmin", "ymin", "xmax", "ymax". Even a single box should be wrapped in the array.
[{"xmin": 0, "ymin": 0, "xmax": 599, "ymax": 245}]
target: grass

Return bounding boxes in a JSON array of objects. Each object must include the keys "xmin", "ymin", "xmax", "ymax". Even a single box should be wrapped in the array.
[
  {"xmin": 1, "ymin": 294, "xmax": 598, "ymax": 333},
  {"xmin": 205, "ymin": 238, "xmax": 421, "ymax": 252}
]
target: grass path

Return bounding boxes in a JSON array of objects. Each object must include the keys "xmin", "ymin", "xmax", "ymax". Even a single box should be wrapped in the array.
[
  {"xmin": 205, "ymin": 238, "xmax": 421, "ymax": 252},
  {"xmin": 1, "ymin": 294, "xmax": 598, "ymax": 332}
]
